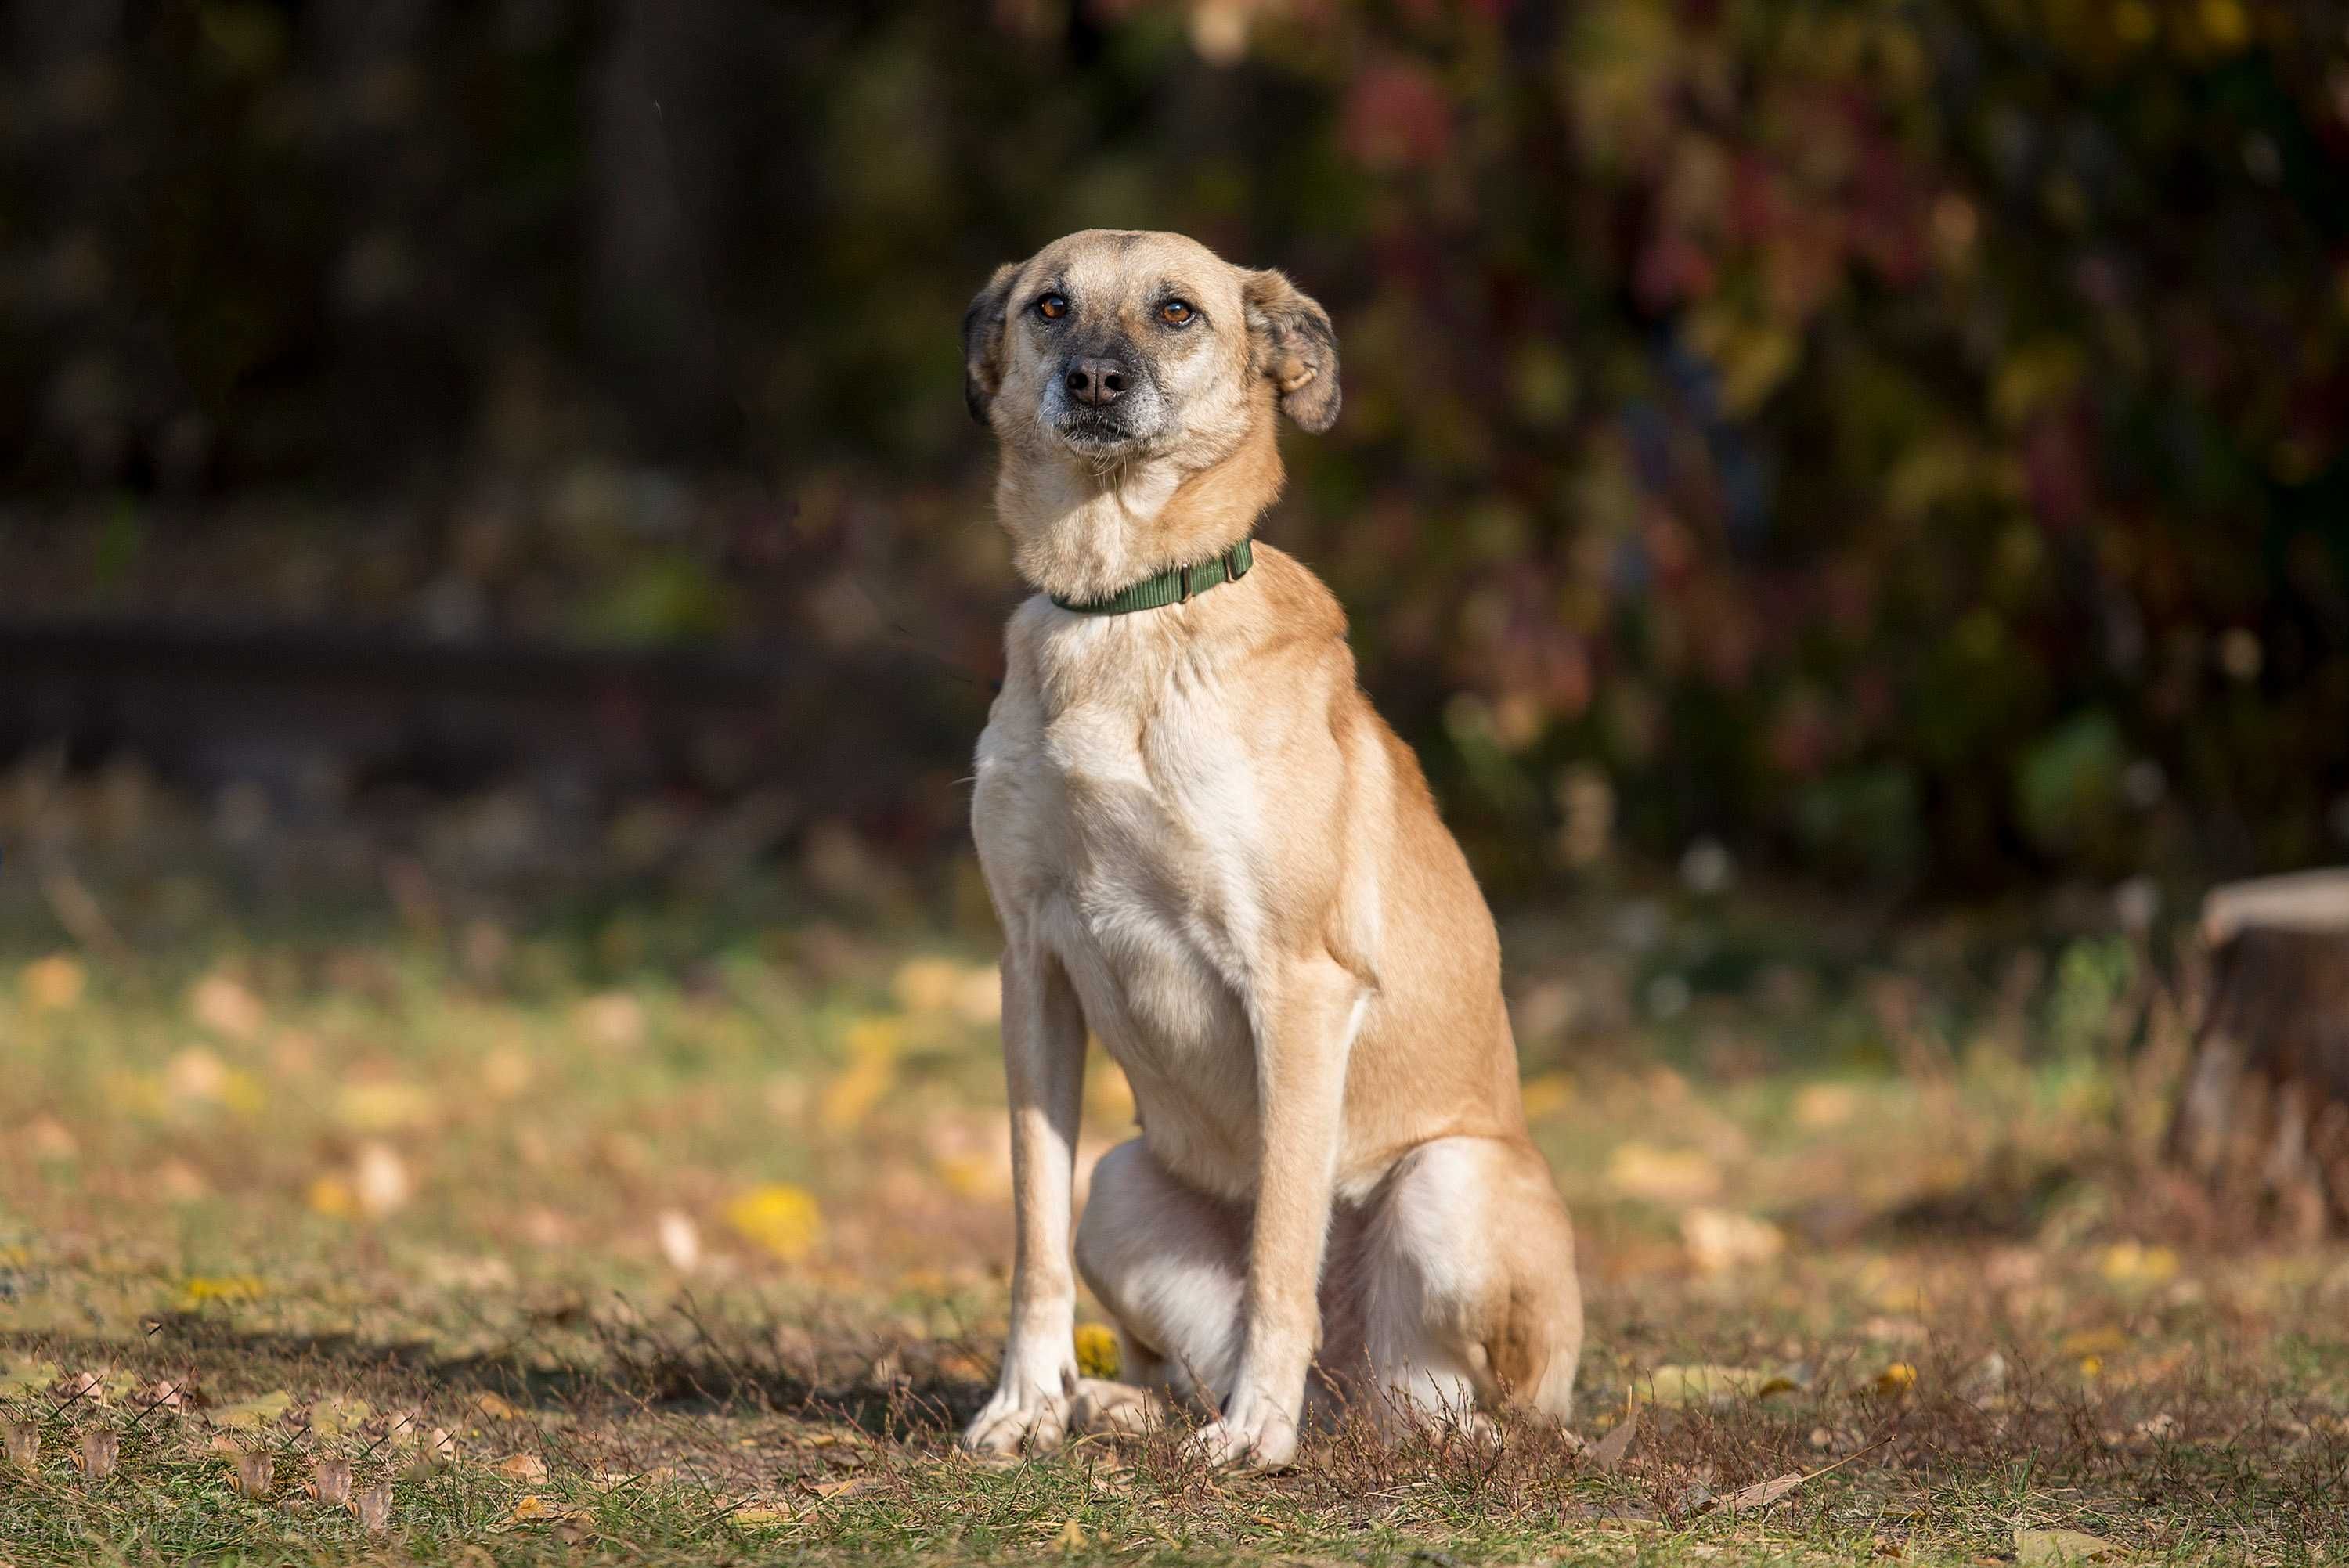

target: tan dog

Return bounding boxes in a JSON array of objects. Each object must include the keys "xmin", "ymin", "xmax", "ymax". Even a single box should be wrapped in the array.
[{"xmin": 959, "ymin": 230, "xmax": 1581, "ymax": 1469}]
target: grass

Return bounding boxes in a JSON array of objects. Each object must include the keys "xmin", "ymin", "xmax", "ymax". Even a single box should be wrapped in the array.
[{"xmin": 2, "ymin": 789, "xmax": 2347, "ymax": 1563}]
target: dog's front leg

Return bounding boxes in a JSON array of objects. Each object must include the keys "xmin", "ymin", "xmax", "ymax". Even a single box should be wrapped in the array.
[
  {"xmin": 1191, "ymin": 961, "xmax": 1360, "ymax": 1471},
  {"xmin": 962, "ymin": 946, "xmax": 1088, "ymax": 1456}
]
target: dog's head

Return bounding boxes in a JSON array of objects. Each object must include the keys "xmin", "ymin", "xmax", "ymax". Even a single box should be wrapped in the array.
[{"xmin": 962, "ymin": 230, "xmax": 1340, "ymax": 465}]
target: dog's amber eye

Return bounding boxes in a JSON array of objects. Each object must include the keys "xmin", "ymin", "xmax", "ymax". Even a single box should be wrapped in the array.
[
  {"xmin": 1160, "ymin": 300, "xmax": 1194, "ymax": 326},
  {"xmin": 1036, "ymin": 294, "xmax": 1067, "ymax": 320}
]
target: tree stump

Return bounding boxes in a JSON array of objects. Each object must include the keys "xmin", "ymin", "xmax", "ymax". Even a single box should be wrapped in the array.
[{"xmin": 2167, "ymin": 870, "xmax": 2349, "ymax": 1238}]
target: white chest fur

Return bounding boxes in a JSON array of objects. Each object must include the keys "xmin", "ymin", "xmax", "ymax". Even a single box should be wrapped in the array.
[{"xmin": 972, "ymin": 607, "xmax": 1270, "ymax": 1195}]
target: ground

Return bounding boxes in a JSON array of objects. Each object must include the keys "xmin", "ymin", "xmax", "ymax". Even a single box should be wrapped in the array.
[{"xmin": 2, "ymin": 805, "xmax": 2346, "ymax": 1566}]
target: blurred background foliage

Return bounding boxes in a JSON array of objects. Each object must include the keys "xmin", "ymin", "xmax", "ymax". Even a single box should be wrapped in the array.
[{"xmin": 6, "ymin": 0, "xmax": 2349, "ymax": 903}]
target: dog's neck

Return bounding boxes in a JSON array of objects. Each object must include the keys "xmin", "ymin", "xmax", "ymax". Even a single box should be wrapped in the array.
[{"xmin": 997, "ymin": 416, "xmax": 1283, "ymax": 607}]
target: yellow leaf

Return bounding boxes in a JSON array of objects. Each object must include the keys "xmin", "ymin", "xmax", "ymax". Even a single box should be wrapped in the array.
[
  {"xmin": 2061, "ymin": 1326, "xmax": 2128, "ymax": 1358},
  {"xmin": 308, "ymin": 1175, "xmax": 355, "ymax": 1220},
  {"xmin": 1644, "ymin": 1364, "xmax": 1781, "ymax": 1408},
  {"xmin": 1518, "ymin": 1072, "xmax": 1575, "ymax": 1121},
  {"xmin": 504, "ymin": 1494, "xmax": 557, "ymax": 1524},
  {"xmin": 819, "ymin": 1054, "xmax": 897, "ymax": 1134},
  {"xmin": 214, "ymin": 1390, "xmax": 294, "ymax": 1429},
  {"xmin": 179, "ymin": 1274, "xmax": 265, "ymax": 1310},
  {"xmin": 1055, "ymin": 1518, "xmax": 1088, "ymax": 1550},
  {"xmin": 494, "ymin": 1454, "xmax": 549, "ymax": 1482},
  {"xmin": 2096, "ymin": 1242, "xmax": 2178, "ymax": 1287},
  {"xmin": 20, "ymin": 954, "xmax": 87, "ymax": 1011},
  {"xmin": 334, "ymin": 1080, "xmax": 437, "ymax": 1133},
  {"xmin": 731, "ymin": 1504, "xmax": 795, "ymax": 1527},
  {"xmin": 726, "ymin": 1184, "xmax": 824, "ymax": 1262},
  {"xmin": 1874, "ymin": 1362, "xmax": 1918, "ymax": 1397},
  {"xmin": 2015, "ymin": 1527, "xmax": 2128, "ymax": 1565},
  {"xmin": 1073, "ymin": 1322, "xmax": 1121, "ymax": 1379}
]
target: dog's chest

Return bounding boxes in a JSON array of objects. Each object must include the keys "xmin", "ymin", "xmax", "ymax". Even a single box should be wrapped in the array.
[{"xmin": 974, "ymin": 652, "xmax": 1265, "ymax": 1178}]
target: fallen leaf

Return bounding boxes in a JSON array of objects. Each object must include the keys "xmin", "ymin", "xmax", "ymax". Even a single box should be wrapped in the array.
[
  {"xmin": 473, "ymin": 1392, "xmax": 521, "ymax": 1422},
  {"xmin": 1055, "ymin": 1517, "xmax": 1088, "ymax": 1550},
  {"xmin": 1874, "ymin": 1362, "xmax": 1918, "ymax": 1397},
  {"xmin": 189, "ymin": 974, "xmax": 266, "ymax": 1040},
  {"xmin": 228, "ymin": 1450, "xmax": 274, "ymax": 1496},
  {"xmin": 1680, "ymin": 1208, "xmax": 1785, "ymax": 1272},
  {"xmin": 730, "ymin": 1503, "xmax": 796, "ymax": 1527},
  {"xmin": 352, "ymin": 1481, "xmax": 394, "ymax": 1531},
  {"xmin": 494, "ymin": 1454, "xmax": 549, "ymax": 1482},
  {"xmin": 1712, "ymin": 1472, "xmax": 1806, "ymax": 1512},
  {"xmin": 1073, "ymin": 1321, "xmax": 1121, "ymax": 1379},
  {"xmin": 1606, "ymin": 1143, "xmax": 1723, "ymax": 1204},
  {"xmin": 727, "ymin": 1184, "xmax": 823, "ymax": 1262},
  {"xmin": 2015, "ymin": 1527, "xmax": 2127, "ymax": 1565},
  {"xmin": 1644, "ymin": 1364, "xmax": 1784, "ymax": 1407},
  {"xmin": 504, "ymin": 1494, "xmax": 565, "ymax": 1525},
  {"xmin": 311, "ymin": 1457, "xmax": 353, "ymax": 1506},
  {"xmin": 1587, "ymin": 1405, "xmax": 1640, "ymax": 1472},
  {"xmin": 656, "ymin": 1209, "xmax": 702, "ymax": 1272},
  {"xmin": 2097, "ymin": 1242, "xmax": 2178, "ymax": 1287},
  {"xmin": 353, "ymin": 1141, "xmax": 413, "ymax": 1219},
  {"xmin": 211, "ymin": 1390, "xmax": 294, "ymax": 1429}
]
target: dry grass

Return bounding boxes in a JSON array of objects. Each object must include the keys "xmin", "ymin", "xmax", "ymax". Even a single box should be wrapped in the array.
[{"xmin": 2, "ymin": 806, "xmax": 2346, "ymax": 1564}]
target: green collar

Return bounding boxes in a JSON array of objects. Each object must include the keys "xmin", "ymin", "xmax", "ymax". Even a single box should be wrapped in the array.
[{"xmin": 1052, "ymin": 538, "xmax": 1254, "ymax": 615}]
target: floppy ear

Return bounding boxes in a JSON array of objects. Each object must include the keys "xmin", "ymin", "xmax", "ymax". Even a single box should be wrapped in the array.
[
  {"xmin": 962, "ymin": 262, "xmax": 1020, "ymax": 424},
  {"xmin": 1242, "ymin": 269, "xmax": 1341, "ymax": 433}
]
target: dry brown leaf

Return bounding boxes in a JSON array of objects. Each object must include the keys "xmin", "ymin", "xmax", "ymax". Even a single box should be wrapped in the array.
[
  {"xmin": 352, "ymin": 1482, "xmax": 394, "ymax": 1532},
  {"xmin": 1711, "ymin": 1472, "xmax": 1807, "ymax": 1512},
  {"xmin": 310, "ymin": 1457, "xmax": 353, "ymax": 1507},
  {"xmin": 1586, "ymin": 1405, "xmax": 1640, "ymax": 1472},
  {"xmin": 493, "ymin": 1453, "xmax": 549, "ymax": 1482},
  {"xmin": 229, "ymin": 1450, "xmax": 274, "ymax": 1497},
  {"xmin": 76, "ymin": 1429, "xmax": 118, "ymax": 1481},
  {"xmin": 472, "ymin": 1392, "xmax": 521, "ymax": 1422}
]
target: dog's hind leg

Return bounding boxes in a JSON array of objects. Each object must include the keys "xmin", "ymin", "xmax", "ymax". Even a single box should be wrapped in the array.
[
  {"xmin": 1073, "ymin": 1138, "xmax": 1249, "ymax": 1424},
  {"xmin": 1352, "ymin": 1136, "xmax": 1582, "ymax": 1433}
]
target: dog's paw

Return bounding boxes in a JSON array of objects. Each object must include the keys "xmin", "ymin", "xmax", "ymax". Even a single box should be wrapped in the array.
[
  {"xmin": 1070, "ymin": 1377, "xmax": 1165, "ymax": 1438},
  {"xmin": 961, "ymin": 1380, "xmax": 1074, "ymax": 1458},
  {"xmin": 1185, "ymin": 1392, "xmax": 1299, "ymax": 1472}
]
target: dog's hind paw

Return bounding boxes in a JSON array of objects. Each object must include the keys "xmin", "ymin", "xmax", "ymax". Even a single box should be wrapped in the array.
[{"xmin": 1070, "ymin": 1377, "xmax": 1166, "ymax": 1437}]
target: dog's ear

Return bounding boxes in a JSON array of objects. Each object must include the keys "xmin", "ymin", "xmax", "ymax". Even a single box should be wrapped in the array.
[
  {"xmin": 1242, "ymin": 269, "xmax": 1341, "ymax": 433},
  {"xmin": 962, "ymin": 262, "xmax": 1021, "ymax": 424}
]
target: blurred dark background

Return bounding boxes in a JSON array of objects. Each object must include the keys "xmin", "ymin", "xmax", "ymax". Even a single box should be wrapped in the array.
[{"xmin": 7, "ymin": 0, "xmax": 2349, "ymax": 913}]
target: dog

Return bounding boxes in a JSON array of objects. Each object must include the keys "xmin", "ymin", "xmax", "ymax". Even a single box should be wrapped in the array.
[{"xmin": 958, "ymin": 229, "xmax": 1581, "ymax": 1470}]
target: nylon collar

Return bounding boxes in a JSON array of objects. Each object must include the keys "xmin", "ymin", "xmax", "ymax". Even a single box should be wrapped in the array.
[{"xmin": 1050, "ymin": 537, "xmax": 1254, "ymax": 615}]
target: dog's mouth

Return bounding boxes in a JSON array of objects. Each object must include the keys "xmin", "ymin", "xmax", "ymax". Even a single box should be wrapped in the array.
[{"xmin": 1053, "ymin": 410, "xmax": 1144, "ymax": 455}]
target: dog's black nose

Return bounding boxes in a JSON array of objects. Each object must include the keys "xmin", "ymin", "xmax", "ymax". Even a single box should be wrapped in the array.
[{"xmin": 1064, "ymin": 356, "xmax": 1128, "ymax": 407}]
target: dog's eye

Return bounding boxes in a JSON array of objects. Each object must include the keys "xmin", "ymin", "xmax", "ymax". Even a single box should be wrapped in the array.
[
  {"xmin": 1035, "ymin": 294, "xmax": 1067, "ymax": 321},
  {"xmin": 1159, "ymin": 300, "xmax": 1194, "ymax": 326}
]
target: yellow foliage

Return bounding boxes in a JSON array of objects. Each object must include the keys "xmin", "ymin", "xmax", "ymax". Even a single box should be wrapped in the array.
[
  {"xmin": 2097, "ymin": 1241, "xmax": 2178, "ymax": 1287},
  {"xmin": 727, "ymin": 1184, "xmax": 823, "ymax": 1262},
  {"xmin": 1874, "ymin": 1361, "xmax": 1918, "ymax": 1397},
  {"xmin": 1073, "ymin": 1321, "xmax": 1121, "ymax": 1379},
  {"xmin": 334, "ymin": 1080, "xmax": 437, "ymax": 1133},
  {"xmin": 179, "ymin": 1274, "xmax": 265, "ymax": 1310},
  {"xmin": 819, "ymin": 1017, "xmax": 903, "ymax": 1132},
  {"xmin": 1517, "ymin": 1072, "xmax": 1574, "ymax": 1121},
  {"xmin": 307, "ymin": 1175, "xmax": 356, "ymax": 1220}
]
